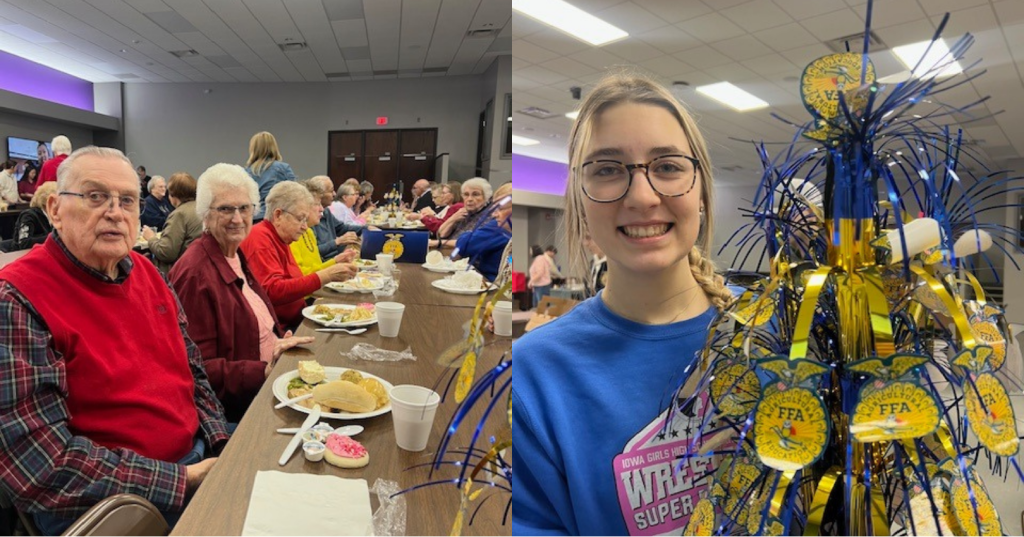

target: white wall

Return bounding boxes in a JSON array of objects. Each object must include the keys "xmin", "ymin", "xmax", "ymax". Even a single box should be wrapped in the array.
[
  {"xmin": 1004, "ymin": 183, "xmax": 1024, "ymax": 323},
  {"xmin": 122, "ymin": 75, "xmax": 487, "ymax": 183}
]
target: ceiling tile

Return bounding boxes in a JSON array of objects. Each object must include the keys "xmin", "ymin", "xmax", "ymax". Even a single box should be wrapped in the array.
[
  {"xmin": 569, "ymin": 47, "xmax": 628, "ymax": 70},
  {"xmin": 752, "ymin": 22, "xmax": 820, "ymax": 52},
  {"xmin": 740, "ymin": 52, "xmax": 797, "ymax": 77},
  {"xmin": 507, "ymin": 12, "xmax": 546, "ymax": 37},
  {"xmin": 865, "ymin": 0, "xmax": 927, "ymax": 29},
  {"xmin": 595, "ymin": 2, "xmax": 669, "ymax": 34},
  {"xmin": 676, "ymin": 45, "xmax": 732, "ymax": 71},
  {"xmin": 720, "ymin": 0, "xmax": 793, "ymax": 33},
  {"xmin": 704, "ymin": 62, "xmax": 761, "ymax": 83},
  {"xmin": 772, "ymin": 0, "xmax": 849, "ymax": 20},
  {"xmin": 638, "ymin": 55, "xmax": 696, "ymax": 78},
  {"xmin": 632, "ymin": 0, "xmax": 711, "ymax": 24},
  {"xmin": 918, "ymin": 0, "xmax": 990, "ymax": 17},
  {"xmin": 513, "ymin": 39, "xmax": 560, "ymax": 64},
  {"xmin": 993, "ymin": 0, "xmax": 1024, "ymax": 26},
  {"xmin": 538, "ymin": 56, "xmax": 598, "ymax": 79},
  {"xmin": 638, "ymin": 25, "xmax": 702, "ymax": 54},
  {"xmin": 602, "ymin": 38, "xmax": 663, "ymax": 63},
  {"xmin": 523, "ymin": 28, "xmax": 590, "ymax": 56},
  {"xmin": 799, "ymin": 8, "xmax": 867, "ymax": 42},
  {"xmin": 516, "ymin": 64, "xmax": 570, "ymax": 86},
  {"xmin": 710, "ymin": 35, "xmax": 772, "ymax": 62},
  {"xmin": 676, "ymin": 12, "xmax": 747, "ymax": 43}
]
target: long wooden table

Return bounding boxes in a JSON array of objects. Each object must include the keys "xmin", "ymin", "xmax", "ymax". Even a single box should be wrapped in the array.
[{"xmin": 172, "ymin": 266, "xmax": 511, "ymax": 536}]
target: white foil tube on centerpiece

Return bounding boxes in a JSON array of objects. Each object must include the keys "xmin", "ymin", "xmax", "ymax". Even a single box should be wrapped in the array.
[
  {"xmin": 953, "ymin": 229, "xmax": 992, "ymax": 258},
  {"xmin": 887, "ymin": 218, "xmax": 941, "ymax": 264}
]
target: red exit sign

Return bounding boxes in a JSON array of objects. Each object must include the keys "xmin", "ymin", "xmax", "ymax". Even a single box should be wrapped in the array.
[{"xmin": 376, "ymin": 116, "xmax": 388, "ymax": 125}]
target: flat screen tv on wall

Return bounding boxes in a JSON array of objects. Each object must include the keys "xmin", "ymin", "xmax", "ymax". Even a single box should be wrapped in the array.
[{"xmin": 7, "ymin": 136, "xmax": 53, "ymax": 181}]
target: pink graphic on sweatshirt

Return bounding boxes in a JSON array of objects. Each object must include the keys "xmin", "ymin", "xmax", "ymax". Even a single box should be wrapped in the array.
[{"xmin": 612, "ymin": 395, "xmax": 715, "ymax": 535}]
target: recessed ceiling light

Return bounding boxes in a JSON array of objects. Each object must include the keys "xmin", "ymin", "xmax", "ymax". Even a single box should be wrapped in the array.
[
  {"xmin": 512, "ymin": 0, "xmax": 628, "ymax": 46},
  {"xmin": 512, "ymin": 134, "xmax": 540, "ymax": 146},
  {"xmin": 695, "ymin": 82, "xmax": 768, "ymax": 111},
  {"xmin": 565, "ymin": 111, "xmax": 579, "ymax": 120},
  {"xmin": 892, "ymin": 39, "xmax": 963, "ymax": 78}
]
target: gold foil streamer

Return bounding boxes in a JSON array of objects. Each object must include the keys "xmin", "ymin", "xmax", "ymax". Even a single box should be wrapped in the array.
[
  {"xmin": 803, "ymin": 466, "xmax": 841, "ymax": 536},
  {"xmin": 789, "ymin": 265, "xmax": 834, "ymax": 360},
  {"xmin": 909, "ymin": 264, "xmax": 977, "ymax": 349},
  {"xmin": 769, "ymin": 470, "xmax": 797, "ymax": 517},
  {"xmin": 862, "ymin": 268, "xmax": 895, "ymax": 357}
]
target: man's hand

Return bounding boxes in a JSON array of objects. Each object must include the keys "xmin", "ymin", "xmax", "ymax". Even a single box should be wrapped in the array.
[
  {"xmin": 185, "ymin": 457, "xmax": 218, "ymax": 496},
  {"xmin": 141, "ymin": 226, "xmax": 156, "ymax": 241}
]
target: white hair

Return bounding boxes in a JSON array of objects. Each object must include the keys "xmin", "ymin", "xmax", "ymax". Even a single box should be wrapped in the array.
[
  {"xmin": 148, "ymin": 175, "xmax": 165, "ymax": 192},
  {"xmin": 265, "ymin": 181, "xmax": 314, "ymax": 221},
  {"xmin": 55, "ymin": 146, "xmax": 134, "ymax": 192},
  {"xmin": 51, "ymin": 135, "xmax": 72, "ymax": 156},
  {"xmin": 461, "ymin": 177, "xmax": 492, "ymax": 201},
  {"xmin": 303, "ymin": 175, "xmax": 334, "ymax": 197},
  {"xmin": 195, "ymin": 163, "xmax": 260, "ymax": 221}
]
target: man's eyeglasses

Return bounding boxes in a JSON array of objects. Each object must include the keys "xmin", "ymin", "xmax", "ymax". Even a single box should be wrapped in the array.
[
  {"xmin": 579, "ymin": 154, "xmax": 700, "ymax": 203},
  {"xmin": 59, "ymin": 190, "xmax": 139, "ymax": 211},
  {"xmin": 212, "ymin": 204, "xmax": 255, "ymax": 217}
]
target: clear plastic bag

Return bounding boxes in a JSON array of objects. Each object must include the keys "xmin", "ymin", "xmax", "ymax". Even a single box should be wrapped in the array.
[
  {"xmin": 345, "ymin": 342, "xmax": 417, "ymax": 362},
  {"xmin": 370, "ymin": 478, "xmax": 407, "ymax": 536}
]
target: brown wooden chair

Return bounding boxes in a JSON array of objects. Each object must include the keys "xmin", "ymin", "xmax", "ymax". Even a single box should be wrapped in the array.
[{"xmin": 60, "ymin": 494, "xmax": 168, "ymax": 536}]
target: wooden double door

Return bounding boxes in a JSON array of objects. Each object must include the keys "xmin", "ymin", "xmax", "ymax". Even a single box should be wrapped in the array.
[{"xmin": 328, "ymin": 129, "xmax": 437, "ymax": 203}]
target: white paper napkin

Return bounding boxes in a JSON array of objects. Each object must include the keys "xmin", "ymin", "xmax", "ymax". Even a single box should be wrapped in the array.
[{"xmin": 242, "ymin": 471, "xmax": 373, "ymax": 536}]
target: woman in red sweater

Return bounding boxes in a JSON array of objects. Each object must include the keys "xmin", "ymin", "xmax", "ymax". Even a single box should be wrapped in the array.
[
  {"xmin": 239, "ymin": 181, "xmax": 356, "ymax": 327},
  {"xmin": 406, "ymin": 182, "xmax": 464, "ymax": 234}
]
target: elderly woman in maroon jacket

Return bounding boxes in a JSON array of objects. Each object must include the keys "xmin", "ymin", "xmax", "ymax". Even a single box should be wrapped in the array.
[{"xmin": 169, "ymin": 163, "xmax": 313, "ymax": 422}]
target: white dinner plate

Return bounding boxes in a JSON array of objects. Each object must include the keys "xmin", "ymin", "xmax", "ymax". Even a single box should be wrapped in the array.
[
  {"xmin": 431, "ymin": 278, "xmax": 498, "ymax": 295},
  {"xmin": 353, "ymin": 259, "xmax": 378, "ymax": 269},
  {"xmin": 421, "ymin": 260, "xmax": 471, "ymax": 273},
  {"xmin": 325, "ymin": 276, "xmax": 385, "ymax": 294},
  {"xmin": 273, "ymin": 366, "xmax": 392, "ymax": 420},
  {"xmin": 301, "ymin": 304, "xmax": 378, "ymax": 327}
]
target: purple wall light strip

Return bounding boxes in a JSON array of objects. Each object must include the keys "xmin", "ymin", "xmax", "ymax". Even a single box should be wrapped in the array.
[
  {"xmin": 512, "ymin": 154, "xmax": 568, "ymax": 196},
  {"xmin": 0, "ymin": 50, "xmax": 93, "ymax": 111}
]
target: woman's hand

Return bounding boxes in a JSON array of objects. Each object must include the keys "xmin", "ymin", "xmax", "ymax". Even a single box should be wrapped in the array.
[
  {"xmin": 419, "ymin": 207, "xmax": 436, "ymax": 217},
  {"xmin": 335, "ymin": 231, "xmax": 360, "ymax": 246},
  {"xmin": 449, "ymin": 207, "xmax": 468, "ymax": 222},
  {"xmin": 141, "ymin": 226, "xmax": 156, "ymax": 241},
  {"xmin": 266, "ymin": 330, "xmax": 316, "ymax": 377},
  {"xmin": 333, "ymin": 249, "xmax": 359, "ymax": 264},
  {"xmin": 405, "ymin": 212, "xmax": 423, "ymax": 221},
  {"xmin": 317, "ymin": 262, "xmax": 358, "ymax": 284},
  {"xmin": 359, "ymin": 209, "xmax": 374, "ymax": 220}
]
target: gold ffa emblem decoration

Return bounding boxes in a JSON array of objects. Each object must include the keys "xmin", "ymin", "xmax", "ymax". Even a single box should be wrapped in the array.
[
  {"xmin": 711, "ymin": 455, "xmax": 764, "ymax": 526},
  {"xmin": 709, "ymin": 347, "xmax": 762, "ymax": 418},
  {"xmin": 967, "ymin": 303, "xmax": 1007, "ymax": 370},
  {"xmin": 682, "ymin": 497, "xmax": 716, "ymax": 536},
  {"xmin": 848, "ymin": 354, "xmax": 939, "ymax": 443},
  {"xmin": 800, "ymin": 53, "xmax": 876, "ymax": 141},
  {"xmin": 753, "ymin": 358, "xmax": 830, "ymax": 472},
  {"xmin": 941, "ymin": 458, "xmax": 1003, "ymax": 536},
  {"xmin": 953, "ymin": 346, "xmax": 1019, "ymax": 457},
  {"xmin": 382, "ymin": 233, "xmax": 404, "ymax": 259}
]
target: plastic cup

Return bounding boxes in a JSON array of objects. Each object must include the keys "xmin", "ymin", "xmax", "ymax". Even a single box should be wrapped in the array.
[
  {"xmin": 494, "ymin": 301, "xmax": 513, "ymax": 337},
  {"xmin": 389, "ymin": 385, "xmax": 441, "ymax": 452},
  {"xmin": 375, "ymin": 301, "xmax": 405, "ymax": 337},
  {"xmin": 376, "ymin": 253, "xmax": 394, "ymax": 274},
  {"xmin": 390, "ymin": 268, "xmax": 402, "ymax": 288}
]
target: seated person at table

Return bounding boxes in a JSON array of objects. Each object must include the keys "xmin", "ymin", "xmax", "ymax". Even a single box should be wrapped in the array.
[
  {"xmin": 308, "ymin": 176, "xmax": 362, "ymax": 260},
  {"xmin": 0, "ymin": 160, "xmax": 19, "ymax": 205},
  {"xmin": 406, "ymin": 182, "xmax": 463, "ymax": 234},
  {"xmin": 292, "ymin": 179, "xmax": 359, "ymax": 276},
  {"xmin": 142, "ymin": 172, "xmax": 203, "ymax": 273},
  {"xmin": 169, "ymin": 164, "xmax": 314, "ymax": 422},
  {"xmin": 355, "ymin": 180, "xmax": 376, "ymax": 217},
  {"xmin": 455, "ymin": 182, "xmax": 511, "ymax": 282},
  {"xmin": 37, "ymin": 135, "xmax": 71, "ymax": 185},
  {"xmin": 435, "ymin": 178, "xmax": 493, "ymax": 248},
  {"xmin": 140, "ymin": 175, "xmax": 173, "ymax": 229},
  {"xmin": 240, "ymin": 181, "xmax": 356, "ymax": 328},
  {"xmin": 18, "ymin": 164, "xmax": 40, "ymax": 202},
  {"xmin": 410, "ymin": 178, "xmax": 436, "ymax": 212},
  {"xmin": 12, "ymin": 182, "xmax": 57, "ymax": 251},
  {"xmin": 0, "ymin": 146, "xmax": 227, "ymax": 535}
]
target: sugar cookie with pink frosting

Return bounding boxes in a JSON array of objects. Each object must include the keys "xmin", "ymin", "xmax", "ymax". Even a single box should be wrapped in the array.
[{"xmin": 324, "ymin": 433, "xmax": 369, "ymax": 468}]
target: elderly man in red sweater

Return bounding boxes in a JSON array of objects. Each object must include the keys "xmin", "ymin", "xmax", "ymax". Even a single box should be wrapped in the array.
[{"xmin": 0, "ymin": 146, "xmax": 229, "ymax": 535}]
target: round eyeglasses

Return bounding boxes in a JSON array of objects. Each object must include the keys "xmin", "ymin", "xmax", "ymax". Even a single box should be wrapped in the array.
[{"xmin": 579, "ymin": 154, "xmax": 700, "ymax": 203}]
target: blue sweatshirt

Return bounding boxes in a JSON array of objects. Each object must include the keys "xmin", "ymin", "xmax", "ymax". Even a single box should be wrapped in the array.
[
  {"xmin": 512, "ymin": 294, "xmax": 718, "ymax": 535},
  {"xmin": 455, "ymin": 219, "xmax": 510, "ymax": 281}
]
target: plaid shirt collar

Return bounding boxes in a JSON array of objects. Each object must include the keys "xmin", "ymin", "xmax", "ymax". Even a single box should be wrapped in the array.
[{"xmin": 51, "ymin": 231, "xmax": 134, "ymax": 284}]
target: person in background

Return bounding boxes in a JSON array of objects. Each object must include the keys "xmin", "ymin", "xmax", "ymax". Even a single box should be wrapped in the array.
[
  {"xmin": 12, "ymin": 182, "xmax": 57, "ymax": 251},
  {"xmin": 406, "ymin": 183, "xmax": 464, "ymax": 235},
  {"xmin": 330, "ymin": 183, "xmax": 365, "ymax": 227},
  {"xmin": 436, "ymin": 178, "xmax": 493, "ymax": 247},
  {"xmin": 18, "ymin": 165, "xmax": 40, "ymax": 202},
  {"xmin": 528, "ymin": 244, "xmax": 551, "ymax": 308},
  {"xmin": 584, "ymin": 234, "xmax": 608, "ymax": 297},
  {"xmin": 36, "ymin": 142, "xmax": 52, "ymax": 167},
  {"xmin": 0, "ymin": 160, "xmax": 19, "ymax": 205},
  {"xmin": 141, "ymin": 176, "xmax": 172, "ymax": 229},
  {"xmin": 143, "ymin": 172, "xmax": 202, "ymax": 274},
  {"xmin": 170, "ymin": 163, "xmax": 313, "ymax": 423},
  {"xmin": 545, "ymin": 245, "xmax": 564, "ymax": 283},
  {"xmin": 0, "ymin": 146, "xmax": 227, "ymax": 535},
  {"xmin": 240, "ymin": 181, "xmax": 356, "ymax": 328},
  {"xmin": 455, "ymin": 182, "xmax": 511, "ymax": 282},
  {"xmin": 307, "ymin": 176, "xmax": 361, "ymax": 260},
  {"xmin": 246, "ymin": 131, "xmax": 297, "ymax": 221},
  {"xmin": 37, "ymin": 135, "xmax": 71, "ymax": 185},
  {"xmin": 410, "ymin": 178, "xmax": 436, "ymax": 212},
  {"xmin": 137, "ymin": 165, "xmax": 152, "ymax": 198},
  {"xmin": 355, "ymin": 181, "xmax": 376, "ymax": 216}
]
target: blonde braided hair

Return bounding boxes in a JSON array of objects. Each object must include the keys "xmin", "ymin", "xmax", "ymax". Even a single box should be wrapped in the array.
[{"xmin": 688, "ymin": 247, "xmax": 733, "ymax": 310}]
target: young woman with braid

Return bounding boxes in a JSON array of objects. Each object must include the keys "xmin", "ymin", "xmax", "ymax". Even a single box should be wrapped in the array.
[{"xmin": 511, "ymin": 73, "xmax": 734, "ymax": 535}]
